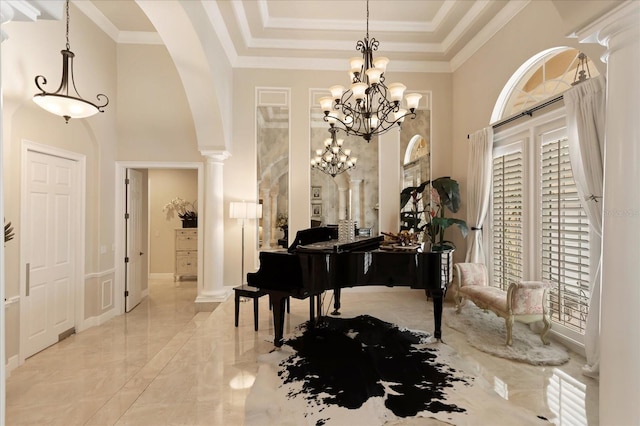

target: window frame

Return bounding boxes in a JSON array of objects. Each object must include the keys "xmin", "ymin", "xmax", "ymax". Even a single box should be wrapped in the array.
[{"xmin": 490, "ymin": 107, "xmax": 596, "ymax": 346}]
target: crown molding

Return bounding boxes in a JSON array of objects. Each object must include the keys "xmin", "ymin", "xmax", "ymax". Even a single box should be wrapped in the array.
[{"xmin": 450, "ymin": 0, "xmax": 530, "ymax": 72}]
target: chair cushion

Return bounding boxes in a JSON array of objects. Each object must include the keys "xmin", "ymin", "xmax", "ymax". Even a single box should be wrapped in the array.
[{"xmin": 458, "ymin": 286, "xmax": 507, "ymax": 313}]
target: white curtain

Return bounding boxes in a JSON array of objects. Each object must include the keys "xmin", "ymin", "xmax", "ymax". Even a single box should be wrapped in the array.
[
  {"xmin": 465, "ymin": 127, "xmax": 493, "ymax": 264},
  {"xmin": 565, "ymin": 74, "xmax": 606, "ymax": 378}
]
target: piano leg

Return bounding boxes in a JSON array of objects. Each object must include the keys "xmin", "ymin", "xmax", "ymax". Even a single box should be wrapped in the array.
[
  {"xmin": 269, "ymin": 293, "xmax": 289, "ymax": 347},
  {"xmin": 309, "ymin": 296, "xmax": 315, "ymax": 323},
  {"xmin": 331, "ymin": 288, "xmax": 341, "ymax": 315},
  {"xmin": 431, "ymin": 287, "xmax": 444, "ymax": 340}
]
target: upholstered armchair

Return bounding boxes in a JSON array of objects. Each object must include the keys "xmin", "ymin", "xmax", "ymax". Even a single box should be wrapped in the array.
[{"xmin": 453, "ymin": 263, "xmax": 552, "ymax": 346}]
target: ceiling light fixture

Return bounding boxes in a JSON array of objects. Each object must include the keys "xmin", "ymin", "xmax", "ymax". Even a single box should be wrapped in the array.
[
  {"xmin": 311, "ymin": 127, "xmax": 357, "ymax": 177},
  {"xmin": 33, "ymin": 0, "xmax": 108, "ymax": 123},
  {"xmin": 319, "ymin": 0, "xmax": 421, "ymax": 142}
]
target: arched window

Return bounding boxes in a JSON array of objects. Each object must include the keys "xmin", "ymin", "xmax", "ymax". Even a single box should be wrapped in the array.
[
  {"xmin": 492, "ymin": 47, "xmax": 600, "ymax": 122},
  {"xmin": 489, "ymin": 48, "xmax": 598, "ymax": 345}
]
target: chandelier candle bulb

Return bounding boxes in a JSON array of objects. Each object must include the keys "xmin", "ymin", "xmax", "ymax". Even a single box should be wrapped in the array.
[
  {"xmin": 405, "ymin": 93, "xmax": 423, "ymax": 111},
  {"xmin": 350, "ymin": 57, "xmax": 364, "ymax": 72},
  {"xmin": 330, "ymin": 85, "xmax": 345, "ymax": 99},
  {"xmin": 388, "ymin": 83, "xmax": 406, "ymax": 102},
  {"xmin": 373, "ymin": 56, "xmax": 389, "ymax": 72},
  {"xmin": 351, "ymin": 83, "xmax": 368, "ymax": 100},
  {"xmin": 365, "ymin": 68, "xmax": 383, "ymax": 85},
  {"xmin": 319, "ymin": 96, "xmax": 334, "ymax": 112}
]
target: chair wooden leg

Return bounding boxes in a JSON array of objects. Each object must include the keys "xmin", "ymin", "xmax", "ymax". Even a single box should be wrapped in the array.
[
  {"xmin": 505, "ymin": 316, "xmax": 514, "ymax": 346},
  {"xmin": 540, "ymin": 314, "xmax": 551, "ymax": 345}
]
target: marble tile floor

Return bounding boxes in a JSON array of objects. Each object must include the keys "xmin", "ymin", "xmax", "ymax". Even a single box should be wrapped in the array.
[{"xmin": 5, "ymin": 278, "xmax": 599, "ymax": 425}]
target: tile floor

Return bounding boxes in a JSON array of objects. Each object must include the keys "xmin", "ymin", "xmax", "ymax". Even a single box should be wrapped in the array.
[{"xmin": 5, "ymin": 279, "xmax": 598, "ymax": 425}]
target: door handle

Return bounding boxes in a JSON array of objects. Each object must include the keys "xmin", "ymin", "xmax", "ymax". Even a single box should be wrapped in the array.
[
  {"xmin": 140, "ymin": 252, "xmax": 144, "ymax": 256},
  {"xmin": 26, "ymin": 263, "xmax": 30, "ymax": 296}
]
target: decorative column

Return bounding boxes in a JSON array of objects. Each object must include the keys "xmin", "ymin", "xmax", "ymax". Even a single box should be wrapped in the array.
[
  {"xmin": 350, "ymin": 179, "xmax": 364, "ymax": 228},
  {"xmin": 577, "ymin": 3, "xmax": 640, "ymax": 424},
  {"xmin": 197, "ymin": 151, "xmax": 231, "ymax": 307},
  {"xmin": 260, "ymin": 187, "xmax": 271, "ymax": 249},
  {"xmin": 338, "ymin": 187, "xmax": 348, "ymax": 220}
]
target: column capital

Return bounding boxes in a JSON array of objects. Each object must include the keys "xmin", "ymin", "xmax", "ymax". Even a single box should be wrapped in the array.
[
  {"xmin": 201, "ymin": 150, "xmax": 231, "ymax": 163},
  {"xmin": 574, "ymin": 1, "xmax": 639, "ymax": 50}
]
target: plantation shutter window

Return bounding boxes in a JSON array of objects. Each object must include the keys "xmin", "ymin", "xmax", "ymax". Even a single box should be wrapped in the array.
[
  {"xmin": 492, "ymin": 148, "xmax": 524, "ymax": 291},
  {"xmin": 540, "ymin": 136, "xmax": 591, "ymax": 334}
]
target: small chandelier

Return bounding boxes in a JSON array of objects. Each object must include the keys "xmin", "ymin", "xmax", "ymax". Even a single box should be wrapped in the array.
[
  {"xmin": 319, "ymin": 0, "xmax": 421, "ymax": 142},
  {"xmin": 311, "ymin": 127, "xmax": 357, "ymax": 177},
  {"xmin": 33, "ymin": 0, "xmax": 108, "ymax": 123}
]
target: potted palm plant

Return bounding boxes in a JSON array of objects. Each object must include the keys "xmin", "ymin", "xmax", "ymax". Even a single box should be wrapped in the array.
[
  {"xmin": 401, "ymin": 177, "xmax": 468, "ymax": 249},
  {"xmin": 4, "ymin": 219, "xmax": 14, "ymax": 244},
  {"xmin": 400, "ymin": 177, "xmax": 468, "ymax": 284}
]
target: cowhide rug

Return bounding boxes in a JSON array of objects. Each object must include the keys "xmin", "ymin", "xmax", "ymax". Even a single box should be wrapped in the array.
[{"xmin": 245, "ymin": 315, "xmax": 550, "ymax": 425}]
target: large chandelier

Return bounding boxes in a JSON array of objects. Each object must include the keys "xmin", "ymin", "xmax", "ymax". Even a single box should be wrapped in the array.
[
  {"xmin": 33, "ymin": 0, "xmax": 109, "ymax": 123},
  {"xmin": 319, "ymin": 0, "xmax": 421, "ymax": 142},
  {"xmin": 311, "ymin": 127, "xmax": 357, "ymax": 177}
]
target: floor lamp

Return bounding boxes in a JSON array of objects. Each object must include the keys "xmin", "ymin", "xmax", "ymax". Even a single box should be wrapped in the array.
[{"xmin": 229, "ymin": 201, "xmax": 262, "ymax": 289}]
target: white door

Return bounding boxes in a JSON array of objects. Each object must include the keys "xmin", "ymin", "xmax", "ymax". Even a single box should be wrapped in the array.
[
  {"xmin": 23, "ymin": 150, "xmax": 78, "ymax": 358},
  {"xmin": 125, "ymin": 169, "xmax": 143, "ymax": 312}
]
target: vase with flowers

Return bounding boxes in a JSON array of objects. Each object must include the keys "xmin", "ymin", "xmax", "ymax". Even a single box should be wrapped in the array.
[
  {"xmin": 276, "ymin": 213, "xmax": 288, "ymax": 238},
  {"xmin": 163, "ymin": 197, "xmax": 198, "ymax": 228}
]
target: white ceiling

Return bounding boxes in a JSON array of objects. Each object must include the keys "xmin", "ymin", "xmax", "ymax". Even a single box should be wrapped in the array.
[{"xmin": 78, "ymin": 0, "xmax": 529, "ymax": 72}]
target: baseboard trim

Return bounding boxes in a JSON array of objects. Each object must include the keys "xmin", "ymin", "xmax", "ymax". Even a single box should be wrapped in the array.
[
  {"xmin": 79, "ymin": 307, "xmax": 116, "ymax": 332},
  {"xmin": 5, "ymin": 355, "xmax": 19, "ymax": 376},
  {"xmin": 149, "ymin": 272, "xmax": 174, "ymax": 280}
]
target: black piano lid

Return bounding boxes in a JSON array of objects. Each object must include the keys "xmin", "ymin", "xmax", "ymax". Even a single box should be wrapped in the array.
[{"xmin": 296, "ymin": 235, "xmax": 384, "ymax": 253}]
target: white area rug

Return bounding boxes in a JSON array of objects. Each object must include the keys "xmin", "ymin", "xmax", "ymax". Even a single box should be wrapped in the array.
[
  {"xmin": 245, "ymin": 316, "xmax": 550, "ymax": 426},
  {"xmin": 444, "ymin": 303, "xmax": 570, "ymax": 366}
]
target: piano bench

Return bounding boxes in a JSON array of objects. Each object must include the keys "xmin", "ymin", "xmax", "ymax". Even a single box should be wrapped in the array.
[{"xmin": 233, "ymin": 285, "xmax": 289, "ymax": 331}]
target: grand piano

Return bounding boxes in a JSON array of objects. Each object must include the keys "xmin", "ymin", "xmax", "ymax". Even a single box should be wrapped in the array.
[{"xmin": 247, "ymin": 227, "xmax": 445, "ymax": 347}]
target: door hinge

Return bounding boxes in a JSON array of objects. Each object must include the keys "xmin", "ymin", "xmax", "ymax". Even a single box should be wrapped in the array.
[
  {"xmin": 125, "ymin": 178, "xmax": 130, "ymax": 185},
  {"xmin": 124, "ymin": 213, "xmax": 130, "ymax": 219},
  {"xmin": 125, "ymin": 257, "xmax": 129, "ymax": 263},
  {"xmin": 125, "ymin": 290, "xmax": 129, "ymax": 297}
]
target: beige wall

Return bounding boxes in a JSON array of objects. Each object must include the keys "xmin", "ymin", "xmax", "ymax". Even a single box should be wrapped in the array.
[
  {"xmin": 449, "ymin": 0, "xmax": 609, "ymax": 263},
  {"xmin": 225, "ymin": 68, "xmax": 452, "ymax": 286},
  {"xmin": 116, "ymin": 44, "xmax": 202, "ymax": 163},
  {"xmin": 148, "ymin": 169, "xmax": 198, "ymax": 274}
]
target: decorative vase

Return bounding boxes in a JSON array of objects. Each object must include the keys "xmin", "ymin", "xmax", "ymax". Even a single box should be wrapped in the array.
[
  {"xmin": 182, "ymin": 218, "xmax": 197, "ymax": 228},
  {"xmin": 338, "ymin": 219, "xmax": 356, "ymax": 243}
]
